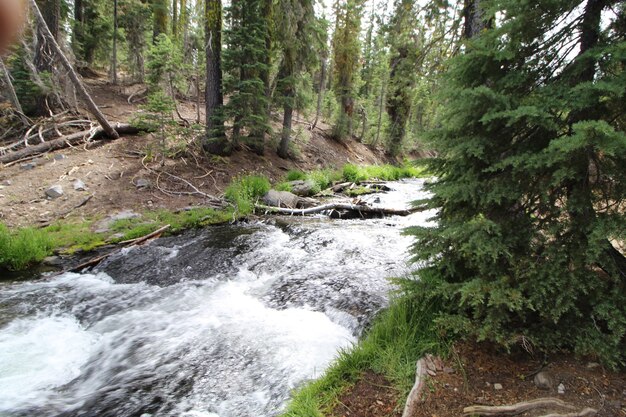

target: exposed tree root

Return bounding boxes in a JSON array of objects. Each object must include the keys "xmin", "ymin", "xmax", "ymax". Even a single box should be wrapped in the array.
[{"xmin": 462, "ymin": 398, "xmax": 582, "ymax": 416}]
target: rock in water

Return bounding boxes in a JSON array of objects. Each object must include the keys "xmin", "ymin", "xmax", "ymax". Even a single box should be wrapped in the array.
[
  {"xmin": 46, "ymin": 185, "xmax": 64, "ymax": 199},
  {"xmin": 534, "ymin": 371, "xmax": 555, "ymax": 390},
  {"xmin": 262, "ymin": 190, "xmax": 300, "ymax": 208},
  {"xmin": 289, "ymin": 180, "xmax": 317, "ymax": 197}
]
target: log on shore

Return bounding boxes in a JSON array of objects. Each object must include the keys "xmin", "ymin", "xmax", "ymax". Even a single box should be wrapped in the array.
[
  {"xmin": 0, "ymin": 124, "xmax": 141, "ymax": 164},
  {"xmin": 462, "ymin": 398, "xmax": 580, "ymax": 416},
  {"xmin": 255, "ymin": 202, "xmax": 422, "ymax": 217}
]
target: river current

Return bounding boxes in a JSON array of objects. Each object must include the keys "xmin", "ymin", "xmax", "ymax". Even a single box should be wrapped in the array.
[{"xmin": 0, "ymin": 179, "xmax": 435, "ymax": 417}]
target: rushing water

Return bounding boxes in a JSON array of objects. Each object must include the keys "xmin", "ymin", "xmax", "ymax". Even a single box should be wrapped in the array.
[{"xmin": 0, "ymin": 179, "xmax": 436, "ymax": 417}]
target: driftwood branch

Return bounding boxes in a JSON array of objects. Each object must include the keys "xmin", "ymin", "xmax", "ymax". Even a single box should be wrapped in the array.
[
  {"xmin": 0, "ymin": 123, "xmax": 140, "ymax": 164},
  {"xmin": 539, "ymin": 409, "xmax": 597, "ymax": 417},
  {"xmin": 29, "ymin": 0, "xmax": 119, "ymax": 138},
  {"xmin": 402, "ymin": 358, "xmax": 429, "ymax": 417},
  {"xmin": 117, "ymin": 224, "xmax": 171, "ymax": 245},
  {"xmin": 463, "ymin": 398, "xmax": 579, "ymax": 416},
  {"xmin": 255, "ymin": 203, "xmax": 422, "ymax": 217}
]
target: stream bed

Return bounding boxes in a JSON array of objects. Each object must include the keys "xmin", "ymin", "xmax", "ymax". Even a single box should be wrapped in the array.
[{"xmin": 0, "ymin": 179, "xmax": 435, "ymax": 417}]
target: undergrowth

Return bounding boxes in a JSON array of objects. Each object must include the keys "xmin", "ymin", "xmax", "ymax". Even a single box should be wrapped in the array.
[
  {"xmin": 281, "ymin": 287, "xmax": 448, "ymax": 416},
  {"xmin": 225, "ymin": 175, "xmax": 272, "ymax": 215}
]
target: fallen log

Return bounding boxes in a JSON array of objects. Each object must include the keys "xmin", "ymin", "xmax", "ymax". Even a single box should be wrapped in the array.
[
  {"xmin": 540, "ymin": 409, "xmax": 597, "ymax": 417},
  {"xmin": 255, "ymin": 202, "xmax": 422, "ymax": 217},
  {"xmin": 463, "ymin": 398, "xmax": 579, "ymax": 416},
  {"xmin": 0, "ymin": 123, "xmax": 141, "ymax": 164}
]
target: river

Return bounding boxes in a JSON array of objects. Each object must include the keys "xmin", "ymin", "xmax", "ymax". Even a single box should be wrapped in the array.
[{"xmin": 0, "ymin": 179, "xmax": 435, "ymax": 417}]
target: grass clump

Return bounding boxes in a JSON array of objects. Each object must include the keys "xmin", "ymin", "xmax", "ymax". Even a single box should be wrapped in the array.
[
  {"xmin": 342, "ymin": 163, "xmax": 430, "ymax": 183},
  {"xmin": 281, "ymin": 289, "xmax": 447, "ymax": 416},
  {"xmin": 286, "ymin": 170, "xmax": 307, "ymax": 181},
  {"xmin": 0, "ymin": 224, "xmax": 54, "ymax": 270},
  {"xmin": 225, "ymin": 175, "xmax": 271, "ymax": 215}
]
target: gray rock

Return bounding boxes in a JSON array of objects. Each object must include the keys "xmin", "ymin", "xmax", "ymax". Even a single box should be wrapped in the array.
[
  {"xmin": 73, "ymin": 179, "xmax": 87, "ymax": 191},
  {"xmin": 95, "ymin": 210, "xmax": 141, "ymax": 233},
  {"xmin": 534, "ymin": 371, "xmax": 555, "ymax": 390},
  {"xmin": 1, "ymin": 180, "xmax": 12, "ymax": 186},
  {"xmin": 54, "ymin": 154, "xmax": 67, "ymax": 161},
  {"xmin": 45, "ymin": 185, "xmax": 64, "ymax": 199},
  {"xmin": 135, "ymin": 178, "xmax": 151, "ymax": 189},
  {"xmin": 43, "ymin": 256, "xmax": 64, "ymax": 267},
  {"xmin": 585, "ymin": 362, "xmax": 600, "ymax": 369},
  {"xmin": 493, "ymin": 383, "xmax": 503, "ymax": 390},
  {"xmin": 20, "ymin": 162, "xmax": 37, "ymax": 170},
  {"xmin": 557, "ymin": 382, "xmax": 565, "ymax": 394},
  {"xmin": 262, "ymin": 190, "xmax": 300, "ymax": 208},
  {"xmin": 289, "ymin": 180, "xmax": 317, "ymax": 197}
]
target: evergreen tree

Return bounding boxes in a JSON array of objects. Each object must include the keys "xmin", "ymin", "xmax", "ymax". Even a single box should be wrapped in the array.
[
  {"xmin": 275, "ymin": 0, "xmax": 316, "ymax": 159},
  {"xmin": 152, "ymin": 0, "xmax": 168, "ymax": 42},
  {"xmin": 331, "ymin": 0, "xmax": 365, "ymax": 140},
  {"xmin": 411, "ymin": 0, "xmax": 626, "ymax": 367},
  {"xmin": 385, "ymin": 0, "xmax": 419, "ymax": 156},
  {"xmin": 223, "ymin": 0, "xmax": 271, "ymax": 155}
]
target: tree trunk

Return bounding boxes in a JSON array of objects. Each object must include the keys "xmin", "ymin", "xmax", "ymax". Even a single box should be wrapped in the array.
[
  {"xmin": 34, "ymin": 0, "xmax": 60, "ymax": 115},
  {"xmin": 0, "ymin": 59, "xmax": 29, "ymax": 125},
  {"xmin": 374, "ymin": 72, "xmax": 387, "ymax": 145},
  {"xmin": 153, "ymin": 0, "xmax": 168, "ymax": 43},
  {"xmin": 30, "ymin": 0, "xmax": 119, "ymax": 138},
  {"xmin": 312, "ymin": 58, "xmax": 327, "ymax": 130},
  {"xmin": 463, "ymin": 0, "xmax": 485, "ymax": 39},
  {"xmin": 204, "ymin": 0, "xmax": 224, "ymax": 139},
  {"xmin": 278, "ymin": 100, "xmax": 294, "ymax": 159},
  {"xmin": 111, "ymin": 0, "xmax": 118, "ymax": 84},
  {"xmin": 172, "ymin": 0, "xmax": 178, "ymax": 38}
]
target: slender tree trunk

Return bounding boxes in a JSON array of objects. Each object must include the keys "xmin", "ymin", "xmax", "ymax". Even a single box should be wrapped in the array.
[
  {"xmin": 111, "ymin": 0, "xmax": 118, "ymax": 84},
  {"xmin": 374, "ymin": 72, "xmax": 386, "ymax": 146},
  {"xmin": 30, "ymin": 0, "xmax": 119, "ymax": 138},
  {"xmin": 278, "ymin": 93, "xmax": 294, "ymax": 159},
  {"xmin": 312, "ymin": 58, "xmax": 327, "ymax": 130},
  {"xmin": 205, "ymin": 0, "xmax": 224, "ymax": 138},
  {"xmin": 172, "ymin": 0, "xmax": 178, "ymax": 38},
  {"xmin": 463, "ymin": 0, "xmax": 485, "ymax": 39},
  {"xmin": 0, "ymin": 59, "xmax": 29, "ymax": 125},
  {"xmin": 153, "ymin": 0, "xmax": 168, "ymax": 43}
]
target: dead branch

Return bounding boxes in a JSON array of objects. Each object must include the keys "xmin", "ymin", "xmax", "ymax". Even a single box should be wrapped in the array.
[
  {"xmin": 402, "ymin": 358, "xmax": 429, "ymax": 417},
  {"xmin": 539, "ymin": 409, "xmax": 597, "ymax": 417},
  {"xmin": 62, "ymin": 194, "xmax": 94, "ymax": 219},
  {"xmin": 117, "ymin": 224, "xmax": 171, "ymax": 245},
  {"xmin": 29, "ymin": 0, "xmax": 119, "ymax": 139},
  {"xmin": 463, "ymin": 398, "xmax": 579, "ymax": 416},
  {"xmin": 0, "ymin": 123, "xmax": 140, "ymax": 165},
  {"xmin": 255, "ymin": 203, "xmax": 422, "ymax": 217}
]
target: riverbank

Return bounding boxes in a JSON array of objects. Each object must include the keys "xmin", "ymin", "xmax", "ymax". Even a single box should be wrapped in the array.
[{"xmin": 0, "ymin": 163, "xmax": 427, "ymax": 273}]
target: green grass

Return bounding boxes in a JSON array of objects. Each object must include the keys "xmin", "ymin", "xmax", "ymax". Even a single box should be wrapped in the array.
[
  {"xmin": 0, "ymin": 224, "xmax": 54, "ymax": 270},
  {"xmin": 281, "ymin": 290, "xmax": 448, "ymax": 416},
  {"xmin": 286, "ymin": 170, "xmax": 307, "ymax": 181},
  {"xmin": 225, "ymin": 175, "xmax": 272, "ymax": 215}
]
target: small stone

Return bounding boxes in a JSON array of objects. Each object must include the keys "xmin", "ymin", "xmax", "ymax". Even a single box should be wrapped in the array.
[
  {"xmin": 73, "ymin": 179, "xmax": 87, "ymax": 191},
  {"xmin": 43, "ymin": 256, "xmax": 63, "ymax": 267},
  {"xmin": 135, "ymin": 178, "xmax": 151, "ymax": 189},
  {"xmin": 585, "ymin": 362, "xmax": 600, "ymax": 369},
  {"xmin": 45, "ymin": 185, "xmax": 64, "ymax": 199},
  {"xmin": 20, "ymin": 162, "xmax": 37, "ymax": 170},
  {"xmin": 494, "ymin": 383, "xmax": 503, "ymax": 390},
  {"xmin": 557, "ymin": 383, "xmax": 565, "ymax": 394},
  {"xmin": 443, "ymin": 367, "xmax": 455, "ymax": 374},
  {"xmin": 53, "ymin": 154, "xmax": 67, "ymax": 161},
  {"xmin": 1, "ymin": 180, "xmax": 12, "ymax": 186},
  {"xmin": 534, "ymin": 371, "xmax": 555, "ymax": 390}
]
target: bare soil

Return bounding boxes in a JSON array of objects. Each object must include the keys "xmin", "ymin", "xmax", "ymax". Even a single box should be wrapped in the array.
[
  {"xmin": 331, "ymin": 342, "xmax": 626, "ymax": 417},
  {"xmin": 0, "ymin": 78, "xmax": 390, "ymax": 228}
]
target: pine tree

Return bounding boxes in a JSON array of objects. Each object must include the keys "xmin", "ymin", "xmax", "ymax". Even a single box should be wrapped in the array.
[
  {"xmin": 331, "ymin": 0, "xmax": 365, "ymax": 140},
  {"xmin": 411, "ymin": 0, "xmax": 626, "ymax": 367},
  {"xmin": 223, "ymin": 0, "xmax": 271, "ymax": 155},
  {"xmin": 275, "ymin": 0, "xmax": 316, "ymax": 158},
  {"xmin": 385, "ymin": 0, "xmax": 419, "ymax": 156}
]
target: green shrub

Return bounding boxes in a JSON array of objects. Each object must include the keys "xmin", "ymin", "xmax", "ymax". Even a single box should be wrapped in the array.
[
  {"xmin": 286, "ymin": 170, "xmax": 307, "ymax": 181},
  {"xmin": 0, "ymin": 224, "xmax": 53, "ymax": 270},
  {"xmin": 342, "ymin": 164, "xmax": 366, "ymax": 183},
  {"xmin": 275, "ymin": 182, "xmax": 293, "ymax": 192},
  {"xmin": 225, "ymin": 175, "xmax": 271, "ymax": 214}
]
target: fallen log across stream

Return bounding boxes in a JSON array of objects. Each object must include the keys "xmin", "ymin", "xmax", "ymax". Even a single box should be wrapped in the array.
[
  {"xmin": 255, "ymin": 202, "xmax": 423, "ymax": 217},
  {"xmin": 0, "ymin": 123, "xmax": 141, "ymax": 165}
]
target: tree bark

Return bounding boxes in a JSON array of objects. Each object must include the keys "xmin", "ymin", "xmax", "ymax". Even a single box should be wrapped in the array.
[
  {"xmin": 0, "ymin": 58, "xmax": 29, "ymax": 125},
  {"xmin": 463, "ymin": 0, "xmax": 485, "ymax": 39},
  {"xmin": 111, "ymin": 0, "xmax": 118, "ymax": 84},
  {"xmin": 312, "ymin": 58, "xmax": 327, "ymax": 130},
  {"xmin": 172, "ymin": 0, "xmax": 178, "ymax": 38},
  {"xmin": 204, "ymin": 0, "xmax": 225, "ymax": 139},
  {"xmin": 278, "ymin": 100, "xmax": 294, "ymax": 159},
  {"xmin": 30, "ymin": 0, "xmax": 120, "ymax": 138}
]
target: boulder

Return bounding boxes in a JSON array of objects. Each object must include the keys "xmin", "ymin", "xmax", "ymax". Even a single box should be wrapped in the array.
[
  {"xmin": 45, "ymin": 185, "xmax": 64, "ymax": 199},
  {"xmin": 533, "ymin": 371, "xmax": 555, "ymax": 390},
  {"xmin": 135, "ymin": 178, "xmax": 151, "ymax": 189},
  {"xmin": 289, "ymin": 180, "xmax": 317, "ymax": 197},
  {"xmin": 262, "ymin": 190, "xmax": 300, "ymax": 208}
]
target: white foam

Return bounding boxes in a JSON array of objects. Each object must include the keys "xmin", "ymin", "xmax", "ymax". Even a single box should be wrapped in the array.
[{"xmin": 0, "ymin": 315, "xmax": 100, "ymax": 411}]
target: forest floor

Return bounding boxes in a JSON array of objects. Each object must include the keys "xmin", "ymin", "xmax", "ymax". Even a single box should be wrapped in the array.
[
  {"xmin": 0, "ymin": 76, "xmax": 390, "ymax": 228},
  {"xmin": 330, "ymin": 342, "xmax": 626, "ymax": 417}
]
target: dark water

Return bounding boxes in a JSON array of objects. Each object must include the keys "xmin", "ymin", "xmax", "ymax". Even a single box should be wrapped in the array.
[{"xmin": 0, "ymin": 179, "xmax": 436, "ymax": 417}]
